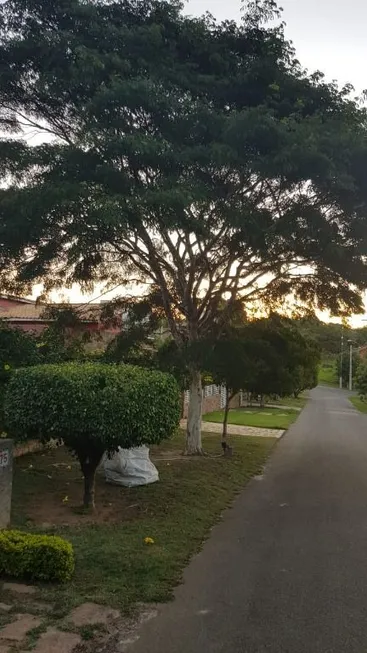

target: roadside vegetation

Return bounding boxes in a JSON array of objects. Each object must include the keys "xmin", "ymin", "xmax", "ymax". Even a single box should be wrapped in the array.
[
  {"xmin": 203, "ymin": 408, "xmax": 299, "ymax": 431},
  {"xmin": 8, "ymin": 431, "xmax": 276, "ymax": 614},
  {"xmin": 352, "ymin": 362, "xmax": 367, "ymax": 413},
  {"xmin": 270, "ymin": 395, "xmax": 308, "ymax": 409},
  {"xmin": 349, "ymin": 396, "xmax": 367, "ymax": 413},
  {"xmin": 2, "ymin": 0, "xmax": 367, "ymax": 641},
  {"xmin": 2, "ymin": 0, "xmax": 367, "ymax": 456},
  {"xmin": 318, "ymin": 360, "xmax": 338, "ymax": 387}
]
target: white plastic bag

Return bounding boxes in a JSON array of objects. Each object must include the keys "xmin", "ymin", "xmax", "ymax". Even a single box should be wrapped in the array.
[{"xmin": 103, "ymin": 446, "xmax": 159, "ymax": 487}]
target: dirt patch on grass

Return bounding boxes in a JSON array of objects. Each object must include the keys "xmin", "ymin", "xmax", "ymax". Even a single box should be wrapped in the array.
[
  {"xmin": 10, "ymin": 432, "xmax": 276, "ymax": 615},
  {"xmin": 12, "ymin": 446, "xmax": 160, "ymax": 527},
  {"xmin": 12, "ymin": 438, "xmax": 220, "ymax": 527}
]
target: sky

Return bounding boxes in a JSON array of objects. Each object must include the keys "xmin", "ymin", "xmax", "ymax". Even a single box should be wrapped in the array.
[
  {"xmin": 186, "ymin": 0, "xmax": 367, "ymax": 94},
  {"xmin": 38, "ymin": 0, "xmax": 367, "ymax": 324},
  {"xmin": 189, "ymin": 0, "xmax": 367, "ymax": 326}
]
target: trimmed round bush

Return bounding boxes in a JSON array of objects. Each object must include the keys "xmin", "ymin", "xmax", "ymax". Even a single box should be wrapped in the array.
[
  {"xmin": 5, "ymin": 363, "xmax": 181, "ymax": 508},
  {"xmin": 0, "ymin": 530, "xmax": 74, "ymax": 583}
]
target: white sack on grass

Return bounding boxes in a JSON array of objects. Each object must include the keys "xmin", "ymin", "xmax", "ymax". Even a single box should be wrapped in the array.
[{"xmin": 104, "ymin": 445, "xmax": 159, "ymax": 487}]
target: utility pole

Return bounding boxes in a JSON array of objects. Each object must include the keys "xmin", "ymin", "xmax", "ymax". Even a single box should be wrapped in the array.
[
  {"xmin": 339, "ymin": 329, "xmax": 344, "ymax": 389},
  {"xmin": 347, "ymin": 339, "xmax": 353, "ymax": 391}
]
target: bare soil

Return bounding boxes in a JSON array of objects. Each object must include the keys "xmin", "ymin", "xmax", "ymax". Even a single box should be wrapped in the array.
[{"xmin": 13, "ymin": 446, "xmax": 159, "ymax": 527}]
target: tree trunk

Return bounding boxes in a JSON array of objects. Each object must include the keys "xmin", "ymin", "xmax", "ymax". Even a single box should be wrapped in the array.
[
  {"xmin": 180, "ymin": 389, "xmax": 185, "ymax": 418},
  {"xmin": 260, "ymin": 394, "xmax": 265, "ymax": 408},
  {"xmin": 186, "ymin": 369, "xmax": 203, "ymax": 454},
  {"xmin": 222, "ymin": 388, "xmax": 231, "ymax": 442},
  {"xmin": 83, "ymin": 468, "xmax": 96, "ymax": 510},
  {"xmin": 79, "ymin": 451, "xmax": 104, "ymax": 510}
]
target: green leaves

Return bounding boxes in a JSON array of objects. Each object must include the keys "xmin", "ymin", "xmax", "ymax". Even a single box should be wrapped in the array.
[
  {"xmin": 5, "ymin": 362, "xmax": 181, "ymax": 452},
  {"xmin": 1, "ymin": 0, "xmax": 367, "ymax": 334},
  {"xmin": 206, "ymin": 313, "xmax": 320, "ymax": 398},
  {"xmin": 0, "ymin": 321, "xmax": 40, "ymax": 428},
  {"xmin": 0, "ymin": 321, "xmax": 39, "ymax": 374},
  {"xmin": 0, "ymin": 529, "xmax": 75, "ymax": 583},
  {"xmin": 356, "ymin": 361, "xmax": 367, "ymax": 398},
  {"xmin": 5, "ymin": 360, "xmax": 181, "ymax": 506}
]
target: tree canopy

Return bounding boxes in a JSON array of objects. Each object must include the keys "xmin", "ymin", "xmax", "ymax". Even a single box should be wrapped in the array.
[
  {"xmin": 201, "ymin": 312, "xmax": 319, "ymax": 440},
  {"xmin": 0, "ymin": 321, "xmax": 40, "ymax": 428},
  {"xmin": 0, "ymin": 322, "xmax": 39, "ymax": 373},
  {"xmin": 227, "ymin": 315, "xmax": 319, "ymax": 399},
  {"xmin": 1, "ymin": 0, "xmax": 367, "ymax": 451},
  {"xmin": 103, "ymin": 292, "xmax": 164, "ymax": 366}
]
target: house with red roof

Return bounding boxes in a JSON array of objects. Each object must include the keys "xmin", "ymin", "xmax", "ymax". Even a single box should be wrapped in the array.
[{"xmin": 0, "ymin": 295, "xmax": 119, "ymax": 341}]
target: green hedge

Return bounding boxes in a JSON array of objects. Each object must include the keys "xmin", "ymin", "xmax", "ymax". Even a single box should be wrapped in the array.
[
  {"xmin": 0, "ymin": 530, "xmax": 74, "ymax": 583},
  {"xmin": 5, "ymin": 363, "xmax": 181, "ymax": 508},
  {"xmin": 5, "ymin": 362, "xmax": 181, "ymax": 451}
]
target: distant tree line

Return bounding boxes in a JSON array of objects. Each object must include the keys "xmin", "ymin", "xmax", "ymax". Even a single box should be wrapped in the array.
[{"xmin": 292, "ymin": 316, "xmax": 367, "ymax": 356}]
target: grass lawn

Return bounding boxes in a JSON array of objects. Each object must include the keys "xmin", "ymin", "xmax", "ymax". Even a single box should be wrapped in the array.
[
  {"xmin": 7, "ymin": 430, "xmax": 276, "ymax": 617},
  {"xmin": 349, "ymin": 395, "xmax": 367, "ymax": 413},
  {"xmin": 318, "ymin": 359, "xmax": 338, "ymax": 387},
  {"xmin": 203, "ymin": 407, "xmax": 299, "ymax": 430},
  {"xmin": 270, "ymin": 394, "xmax": 308, "ymax": 410}
]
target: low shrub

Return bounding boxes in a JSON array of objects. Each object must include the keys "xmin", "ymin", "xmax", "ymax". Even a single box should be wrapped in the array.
[{"xmin": 0, "ymin": 530, "xmax": 74, "ymax": 582}]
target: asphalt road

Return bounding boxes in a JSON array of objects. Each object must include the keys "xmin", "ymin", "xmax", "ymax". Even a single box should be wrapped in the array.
[{"xmin": 127, "ymin": 387, "xmax": 367, "ymax": 653}]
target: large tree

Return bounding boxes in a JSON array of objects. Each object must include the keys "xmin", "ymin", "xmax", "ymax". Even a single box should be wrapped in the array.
[{"xmin": 1, "ymin": 0, "xmax": 367, "ymax": 452}]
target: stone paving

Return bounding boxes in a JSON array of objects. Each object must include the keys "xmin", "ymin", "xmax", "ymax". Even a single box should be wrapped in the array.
[
  {"xmin": 0, "ymin": 582, "xmax": 122, "ymax": 652},
  {"xmin": 0, "ymin": 614, "xmax": 41, "ymax": 642},
  {"xmin": 70, "ymin": 602, "xmax": 120, "ymax": 628},
  {"xmin": 0, "ymin": 604, "xmax": 11, "ymax": 613},
  {"xmin": 180, "ymin": 419, "xmax": 284, "ymax": 439},
  {"xmin": 33, "ymin": 628, "xmax": 82, "ymax": 653},
  {"xmin": 2, "ymin": 584, "xmax": 36, "ymax": 596}
]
